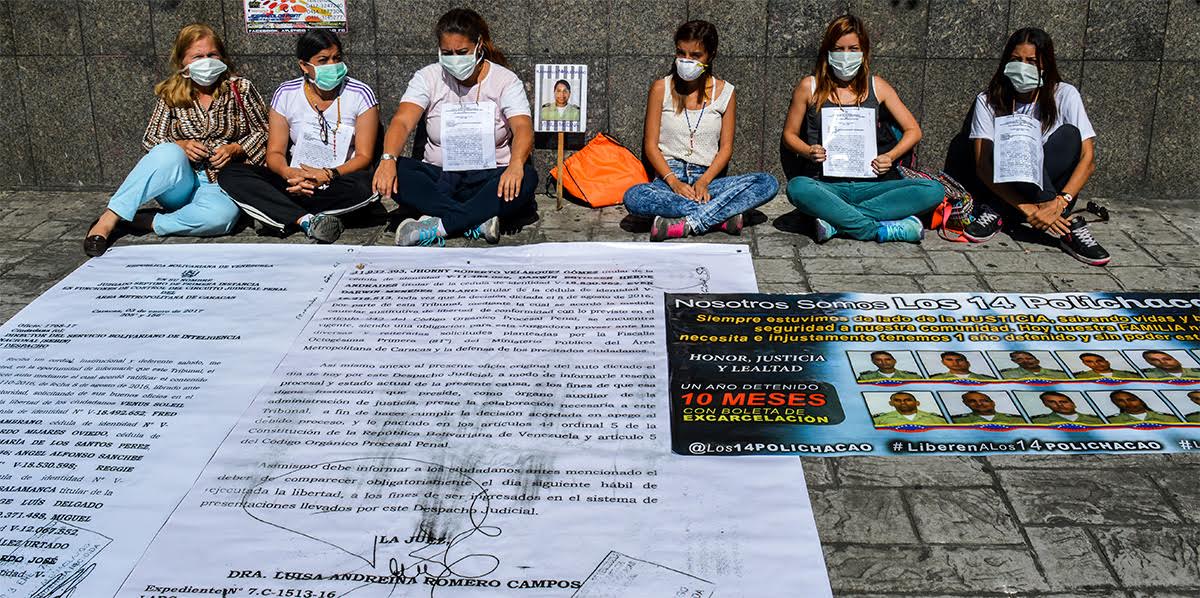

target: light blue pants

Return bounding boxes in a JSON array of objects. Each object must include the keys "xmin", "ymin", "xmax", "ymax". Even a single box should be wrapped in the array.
[
  {"xmin": 785, "ymin": 176, "xmax": 944, "ymax": 241},
  {"xmin": 108, "ymin": 143, "xmax": 240, "ymax": 237},
  {"xmin": 623, "ymin": 159, "xmax": 779, "ymax": 233}
]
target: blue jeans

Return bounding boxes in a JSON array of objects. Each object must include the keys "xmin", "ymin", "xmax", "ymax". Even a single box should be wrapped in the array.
[
  {"xmin": 623, "ymin": 159, "xmax": 779, "ymax": 233},
  {"xmin": 785, "ymin": 176, "xmax": 944, "ymax": 241},
  {"xmin": 108, "ymin": 143, "xmax": 240, "ymax": 236}
]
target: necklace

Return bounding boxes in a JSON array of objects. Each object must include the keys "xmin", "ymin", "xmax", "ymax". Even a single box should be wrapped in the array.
[
  {"xmin": 306, "ymin": 84, "xmax": 342, "ymax": 157},
  {"xmin": 683, "ymin": 102, "xmax": 707, "ymax": 157},
  {"xmin": 682, "ymin": 81, "xmax": 711, "ymax": 157}
]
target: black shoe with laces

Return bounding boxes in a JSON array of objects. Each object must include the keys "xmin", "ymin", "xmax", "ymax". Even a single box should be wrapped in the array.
[
  {"xmin": 962, "ymin": 204, "xmax": 1003, "ymax": 243},
  {"xmin": 1059, "ymin": 216, "xmax": 1111, "ymax": 266}
]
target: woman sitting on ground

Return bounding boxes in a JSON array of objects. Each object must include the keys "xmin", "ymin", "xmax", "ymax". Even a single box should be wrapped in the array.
[
  {"xmin": 372, "ymin": 8, "xmax": 537, "ymax": 247},
  {"xmin": 781, "ymin": 15, "xmax": 943, "ymax": 244},
  {"xmin": 218, "ymin": 30, "xmax": 380, "ymax": 244},
  {"xmin": 624, "ymin": 20, "xmax": 778, "ymax": 241},
  {"xmin": 83, "ymin": 23, "xmax": 268, "ymax": 257},
  {"xmin": 961, "ymin": 27, "xmax": 1108, "ymax": 266}
]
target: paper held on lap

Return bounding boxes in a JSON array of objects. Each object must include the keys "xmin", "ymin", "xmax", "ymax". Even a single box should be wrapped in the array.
[
  {"xmin": 290, "ymin": 128, "xmax": 347, "ymax": 171},
  {"xmin": 821, "ymin": 106, "xmax": 877, "ymax": 179},
  {"xmin": 0, "ymin": 243, "xmax": 831, "ymax": 598},
  {"xmin": 993, "ymin": 113, "xmax": 1043, "ymax": 188},
  {"xmin": 441, "ymin": 101, "xmax": 499, "ymax": 172}
]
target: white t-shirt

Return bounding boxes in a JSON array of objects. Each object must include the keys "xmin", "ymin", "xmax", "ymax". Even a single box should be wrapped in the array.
[
  {"xmin": 271, "ymin": 76, "xmax": 378, "ymax": 169},
  {"xmin": 970, "ymin": 82, "xmax": 1095, "ymax": 143},
  {"xmin": 400, "ymin": 61, "xmax": 531, "ymax": 168}
]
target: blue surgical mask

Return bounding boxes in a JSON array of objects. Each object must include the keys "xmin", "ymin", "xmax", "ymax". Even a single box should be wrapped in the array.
[
  {"xmin": 827, "ymin": 51, "xmax": 863, "ymax": 81},
  {"xmin": 183, "ymin": 57, "xmax": 227, "ymax": 86},
  {"xmin": 439, "ymin": 45, "xmax": 482, "ymax": 81},
  {"xmin": 306, "ymin": 61, "xmax": 348, "ymax": 91}
]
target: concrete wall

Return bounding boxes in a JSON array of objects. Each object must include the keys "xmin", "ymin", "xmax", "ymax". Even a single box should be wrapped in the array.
[{"xmin": 1, "ymin": 0, "xmax": 1197, "ymax": 197}]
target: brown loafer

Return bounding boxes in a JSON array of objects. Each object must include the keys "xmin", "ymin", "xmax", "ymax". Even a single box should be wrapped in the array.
[{"xmin": 83, "ymin": 234, "xmax": 108, "ymax": 257}]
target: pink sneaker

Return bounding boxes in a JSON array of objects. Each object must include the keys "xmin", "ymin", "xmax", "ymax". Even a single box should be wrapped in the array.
[
  {"xmin": 650, "ymin": 216, "xmax": 690, "ymax": 241},
  {"xmin": 719, "ymin": 213, "xmax": 743, "ymax": 235}
]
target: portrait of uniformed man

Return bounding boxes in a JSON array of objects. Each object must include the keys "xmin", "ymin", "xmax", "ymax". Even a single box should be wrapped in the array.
[
  {"xmin": 994, "ymin": 350, "xmax": 1069, "ymax": 380},
  {"xmin": 925, "ymin": 351, "xmax": 998, "ymax": 381},
  {"xmin": 1102, "ymin": 390, "xmax": 1181, "ymax": 424},
  {"xmin": 871, "ymin": 391, "xmax": 947, "ymax": 426},
  {"xmin": 1135, "ymin": 350, "xmax": 1200, "ymax": 380},
  {"xmin": 855, "ymin": 350, "xmax": 922, "ymax": 382},
  {"xmin": 1029, "ymin": 391, "xmax": 1104, "ymax": 425},
  {"xmin": 1068, "ymin": 352, "xmax": 1141, "ymax": 380},
  {"xmin": 1187, "ymin": 391, "xmax": 1200, "ymax": 423},
  {"xmin": 949, "ymin": 391, "xmax": 1025, "ymax": 424}
]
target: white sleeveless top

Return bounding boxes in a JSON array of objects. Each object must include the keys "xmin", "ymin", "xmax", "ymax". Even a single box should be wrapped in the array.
[{"xmin": 657, "ymin": 77, "xmax": 734, "ymax": 167}]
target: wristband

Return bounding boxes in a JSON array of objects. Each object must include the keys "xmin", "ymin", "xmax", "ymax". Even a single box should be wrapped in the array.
[{"xmin": 663, "ymin": 171, "xmax": 678, "ymax": 182}]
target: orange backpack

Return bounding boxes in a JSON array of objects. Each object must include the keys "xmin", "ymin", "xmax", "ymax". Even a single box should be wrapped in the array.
[{"xmin": 550, "ymin": 133, "xmax": 649, "ymax": 207}]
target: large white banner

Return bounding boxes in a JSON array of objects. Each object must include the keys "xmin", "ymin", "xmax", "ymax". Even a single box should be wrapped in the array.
[{"xmin": 0, "ymin": 244, "xmax": 831, "ymax": 598}]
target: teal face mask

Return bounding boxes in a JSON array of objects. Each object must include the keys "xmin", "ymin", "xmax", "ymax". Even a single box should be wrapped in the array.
[{"xmin": 306, "ymin": 61, "xmax": 348, "ymax": 91}]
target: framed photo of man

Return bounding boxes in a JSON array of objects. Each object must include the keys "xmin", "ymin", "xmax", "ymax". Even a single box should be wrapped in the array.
[{"xmin": 535, "ymin": 64, "xmax": 588, "ymax": 133}]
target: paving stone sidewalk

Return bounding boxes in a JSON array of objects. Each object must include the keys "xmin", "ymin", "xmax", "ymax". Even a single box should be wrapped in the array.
[{"xmin": 1, "ymin": 189, "xmax": 1197, "ymax": 597}]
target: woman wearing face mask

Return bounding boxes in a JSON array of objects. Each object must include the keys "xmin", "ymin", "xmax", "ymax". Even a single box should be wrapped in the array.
[
  {"xmin": 781, "ymin": 15, "xmax": 943, "ymax": 244},
  {"xmin": 217, "ymin": 30, "xmax": 379, "ymax": 244},
  {"xmin": 623, "ymin": 20, "xmax": 778, "ymax": 241},
  {"xmin": 83, "ymin": 24, "xmax": 268, "ymax": 257},
  {"xmin": 960, "ymin": 28, "xmax": 1108, "ymax": 266},
  {"xmin": 372, "ymin": 8, "xmax": 536, "ymax": 246}
]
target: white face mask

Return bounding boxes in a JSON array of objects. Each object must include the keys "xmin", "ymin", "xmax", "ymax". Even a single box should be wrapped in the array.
[
  {"xmin": 827, "ymin": 51, "xmax": 863, "ymax": 81},
  {"xmin": 674, "ymin": 58, "xmax": 706, "ymax": 82},
  {"xmin": 439, "ymin": 44, "xmax": 482, "ymax": 81},
  {"xmin": 1004, "ymin": 61, "xmax": 1042, "ymax": 93},
  {"xmin": 182, "ymin": 57, "xmax": 227, "ymax": 86}
]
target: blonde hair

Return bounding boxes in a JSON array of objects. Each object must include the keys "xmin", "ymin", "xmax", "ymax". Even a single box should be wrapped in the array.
[{"xmin": 154, "ymin": 24, "xmax": 232, "ymax": 108}]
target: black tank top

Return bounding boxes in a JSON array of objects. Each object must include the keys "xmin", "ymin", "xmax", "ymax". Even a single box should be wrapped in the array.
[{"xmin": 797, "ymin": 76, "xmax": 901, "ymax": 182}]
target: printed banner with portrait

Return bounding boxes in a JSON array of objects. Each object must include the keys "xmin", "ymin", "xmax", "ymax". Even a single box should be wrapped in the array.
[
  {"xmin": 244, "ymin": 0, "xmax": 347, "ymax": 33},
  {"xmin": 666, "ymin": 292, "xmax": 1200, "ymax": 457},
  {"xmin": 534, "ymin": 64, "xmax": 588, "ymax": 133}
]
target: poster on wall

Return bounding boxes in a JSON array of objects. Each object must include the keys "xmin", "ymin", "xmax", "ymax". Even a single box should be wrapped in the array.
[
  {"xmin": 534, "ymin": 64, "xmax": 588, "ymax": 133},
  {"xmin": 244, "ymin": 0, "xmax": 348, "ymax": 33},
  {"xmin": 665, "ymin": 292, "xmax": 1200, "ymax": 457}
]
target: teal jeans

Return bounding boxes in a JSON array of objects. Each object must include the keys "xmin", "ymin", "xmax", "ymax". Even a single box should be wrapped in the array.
[{"xmin": 785, "ymin": 176, "xmax": 944, "ymax": 240}]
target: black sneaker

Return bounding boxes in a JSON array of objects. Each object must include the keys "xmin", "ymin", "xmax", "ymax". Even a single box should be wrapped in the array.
[
  {"xmin": 962, "ymin": 204, "xmax": 1002, "ymax": 243},
  {"xmin": 304, "ymin": 213, "xmax": 344, "ymax": 244},
  {"xmin": 1059, "ymin": 216, "xmax": 1111, "ymax": 266}
]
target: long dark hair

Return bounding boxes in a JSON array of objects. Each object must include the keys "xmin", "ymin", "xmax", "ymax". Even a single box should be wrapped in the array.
[
  {"xmin": 669, "ymin": 20, "xmax": 718, "ymax": 114},
  {"xmin": 435, "ymin": 8, "xmax": 508, "ymax": 68},
  {"xmin": 296, "ymin": 29, "xmax": 341, "ymax": 62},
  {"xmin": 986, "ymin": 27, "xmax": 1061, "ymax": 133},
  {"xmin": 813, "ymin": 15, "xmax": 871, "ymax": 110}
]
